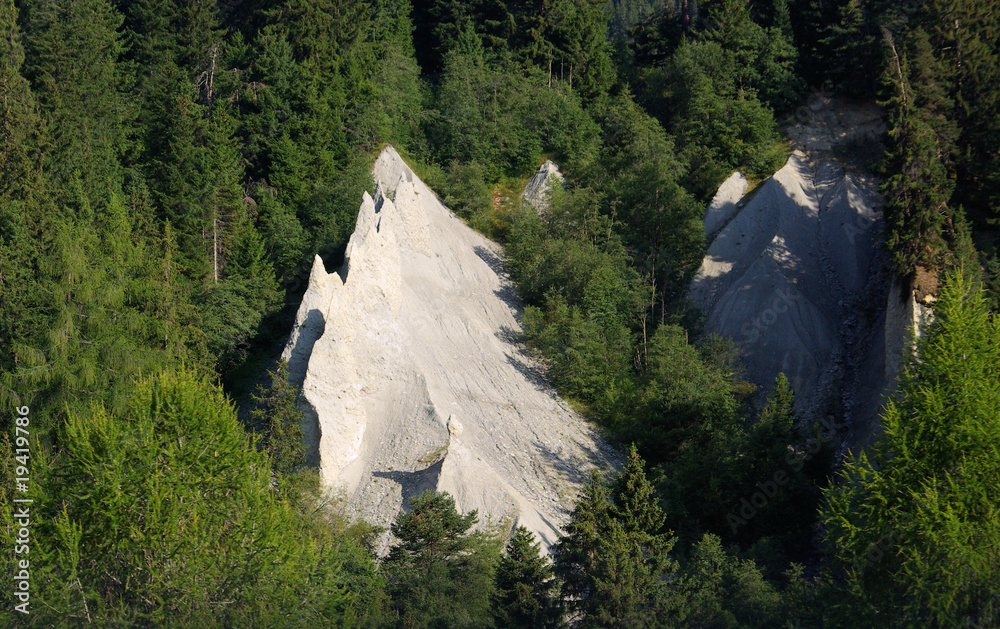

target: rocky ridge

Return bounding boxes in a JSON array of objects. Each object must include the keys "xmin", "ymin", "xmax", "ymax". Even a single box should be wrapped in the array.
[{"xmin": 283, "ymin": 147, "xmax": 615, "ymax": 551}]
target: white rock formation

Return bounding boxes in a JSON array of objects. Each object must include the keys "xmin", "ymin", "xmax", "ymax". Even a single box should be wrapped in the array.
[
  {"xmin": 521, "ymin": 160, "xmax": 564, "ymax": 212},
  {"xmin": 691, "ymin": 93, "xmax": 892, "ymax": 430},
  {"xmin": 703, "ymin": 171, "xmax": 749, "ymax": 238},
  {"xmin": 283, "ymin": 147, "xmax": 614, "ymax": 551}
]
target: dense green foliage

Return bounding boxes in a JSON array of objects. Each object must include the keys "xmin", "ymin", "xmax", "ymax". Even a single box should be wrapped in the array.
[
  {"xmin": 250, "ymin": 359, "xmax": 307, "ymax": 475},
  {"xmin": 801, "ymin": 0, "xmax": 1000, "ymax": 280},
  {"xmin": 1, "ymin": 0, "xmax": 998, "ymax": 625},
  {"xmin": 492, "ymin": 525, "xmax": 561, "ymax": 628},
  {"xmin": 381, "ymin": 490, "xmax": 499, "ymax": 628},
  {"xmin": 0, "ymin": 369, "xmax": 382, "ymax": 626},
  {"xmin": 555, "ymin": 449, "xmax": 678, "ymax": 627},
  {"xmin": 821, "ymin": 271, "xmax": 1000, "ymax": 627}
]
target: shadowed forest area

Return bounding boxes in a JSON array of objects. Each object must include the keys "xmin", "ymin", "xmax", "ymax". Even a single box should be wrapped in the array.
[{"xmin": 1, "ymin": 0, "xmax": 999, "ymax": 626}]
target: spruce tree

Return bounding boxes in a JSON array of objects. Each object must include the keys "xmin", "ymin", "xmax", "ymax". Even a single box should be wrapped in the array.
[
  {"xmin": 554, "ymin": 471, "xmax": 613, "ymax": 620},
  {"xmin": 881, "ymin": 27, "xmax": 958, "ymax": 275},
  {"xmin": 0, "ymin": 0, "xmax": 42, "ymax": 204},
  {"xmin": 492, "ymin": 525, "xmax": 561, "ymax": 628},
  {"xmin": 678, "ymin": 533, "xmax": 783, "ymax": 627},
  {"xmin": 0, "ymin": 0, "xmax": 50, "ymax": 378},
  {"xmin": 117, "ymin": 0, "xmax": 225, "ymax": 76},
  {"xmin": 549, "ymin": 0, "xmax": 615, "ymax": 100},
  {"xmin": 819, "ymin": 0, "xmax": 881, "ymax": 98},
  {"xmin": 382, "ymin": 490, "xmax": 500, "ymax": 628},
  {"xmin": 19, "ymin": 0, "xmax": 126, "ymax": 217},
  {"xmin": 555, "ymin": 453, "xmax": 680, "ymax": 628}
]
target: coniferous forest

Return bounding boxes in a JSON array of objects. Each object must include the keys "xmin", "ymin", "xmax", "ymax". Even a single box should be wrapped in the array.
[{"xmin": 1, "ymin": 0, "xmax": 999, "ymax": 626}]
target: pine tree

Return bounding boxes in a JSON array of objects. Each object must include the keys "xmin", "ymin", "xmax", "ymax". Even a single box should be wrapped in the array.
[
  {"xmin": 749, "ymin": 373, "xmax": 797, "ymax": 463},
  {"xmin": 734, "ymin": 373, "xmax": 821, "ymax": 546},
  {"xmin": 922, "ymin": 0, "xmax": 1000, "ymax": 228},
  {"xmin": 603, "ymin": 445, "xmax": 679, "ymax": 625}
]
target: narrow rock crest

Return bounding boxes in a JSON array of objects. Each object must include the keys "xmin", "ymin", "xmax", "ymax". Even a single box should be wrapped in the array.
[{"xmin": 283, "ymin": 146, "xmax": 615, "ymax": 551}]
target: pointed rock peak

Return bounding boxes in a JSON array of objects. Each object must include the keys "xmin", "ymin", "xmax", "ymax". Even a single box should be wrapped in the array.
[
  {"xmin": 356, "ymin": 191, "xmax": 378, "ymax": 235},
  {"xmin": 281, "ymin": 145, "xmax": 616, "ymax": 554},
  {"xmin": 538, "ymin": 159, "xmax": 561, "ymax": 175},
  {"xmin": 522, "ymin": 160, "xmax": 564, "ymax": 212},
  {"xmin": 379, "ymin": 144, "xmax": 402, "ymax": 162},
  {"xmin": 307, "ymin": 255, "xmax": 328, "ymax": 287},
  {"xmin": 373, "ymin": 145, "xmax": 415, "ymax": 194}
]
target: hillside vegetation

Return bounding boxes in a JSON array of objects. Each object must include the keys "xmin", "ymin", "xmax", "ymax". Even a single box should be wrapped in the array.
[{"xmin": 1, "ymin": 0, "xmax": 999, "ymax": 626}]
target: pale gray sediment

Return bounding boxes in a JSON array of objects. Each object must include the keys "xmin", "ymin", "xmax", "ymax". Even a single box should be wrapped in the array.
[{"xmin": 283, "ymin": 147, "xmax": 616, "ymax": 553}]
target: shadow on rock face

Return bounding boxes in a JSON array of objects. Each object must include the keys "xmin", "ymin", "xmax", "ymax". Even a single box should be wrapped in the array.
[
  {"xmin": 474, "ymin": 245, "xmax": 523, "ymax": 313},
  {"xmin": 474, "ymin": 244, "xmax": 504, "ymax": 275},
  {"xmin": 373, "ymin": 458, "xmax": 446, "ymax": 512},
  {"xmin": 534, "ymin": 439, "xmax": 606, "ymax": 488},
  {"xmin": 692, "ymin": 97, "xmax": 893, "ymax": 438},
  {"xmin": 504, "ymin": 350, "xmax": 552, "ymax": 394},
  {"xmin": 287, "ymin": 308, "xmax": 325, "ymax": 389}
]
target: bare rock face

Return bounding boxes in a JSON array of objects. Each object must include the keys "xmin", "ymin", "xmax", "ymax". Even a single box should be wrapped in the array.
[
  {"xmin": 691, "ymin": 92, "xmax": 894, "ymax": 435},
  {"xmin": 521, "ymin": 160, "xmax": 564, "ymax": 212},
  {"xmin": 283, "ymin": 147, "xmax": 614, "ymax": 551}
]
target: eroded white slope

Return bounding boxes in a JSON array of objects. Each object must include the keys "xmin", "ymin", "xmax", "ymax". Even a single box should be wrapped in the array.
[
  {"xmin": 283, "ymin": 147, "xmax": 614, "ymax": 550},
  {"xmin": 521, "ymin": 160, "xmax": 564, "ymax": 212},
  {"xmin": 691, "ymin": 93, "xmax": 888, "ymax": 423}
]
